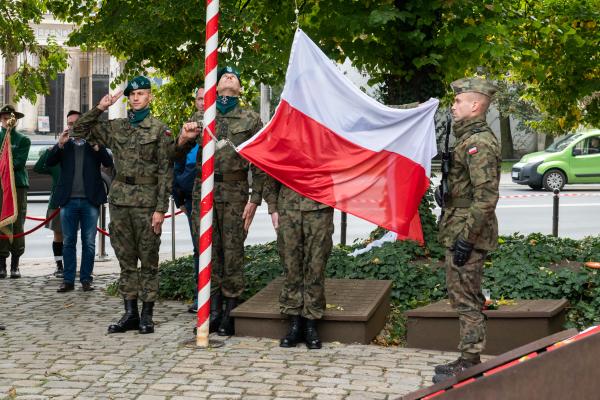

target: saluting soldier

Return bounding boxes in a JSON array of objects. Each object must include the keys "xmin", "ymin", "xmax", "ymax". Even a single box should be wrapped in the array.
[
  {"xmin": 433, "ymin": 77, "xmax": 501, "ymax": 383},
  {"xmin": 72, "ymin": 76, "xmax": 174, "ymax": 335},
  {"xmin": 0, "ymin": 105, "xmax": 31, "ymax": 279},
  {"xmin": 177, "ymin": 66, "xmax": 264, "ymax": 336}
]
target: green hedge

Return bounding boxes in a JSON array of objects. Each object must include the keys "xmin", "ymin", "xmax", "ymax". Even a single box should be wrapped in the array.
[{"xmin": 106, "ymin": 190, "xmax": 600, "ymax": 342}]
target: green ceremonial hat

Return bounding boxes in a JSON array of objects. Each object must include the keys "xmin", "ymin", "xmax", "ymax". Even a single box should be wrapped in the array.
[
  {"xmin": 451, "ymin": 77, "xmax": 498, "ymax": 98},
  {"xmin": 124, "ymin": 76, "xmax": 152, "ymax": 97},
  {"xmin": 0, "ymin": 104, "xmax": 24, "ymax": 120},
  {"xmin": 217, "ymin": 66, "xmax": 241, "ymax": 83}
]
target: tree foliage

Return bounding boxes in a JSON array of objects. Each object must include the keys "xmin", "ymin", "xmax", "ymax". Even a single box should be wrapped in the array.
[
  {"xmin": 4, "ymin": 0, "xmax": 599, "ymax": 134},
  {"xmin": 0, "ymin": 0, "xmax": 68, "ymax": 102}
]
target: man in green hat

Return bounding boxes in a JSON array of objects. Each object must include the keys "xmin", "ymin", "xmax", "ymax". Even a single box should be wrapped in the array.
[
  {"xmin": 72, "ymin": 76, "xmax": 174, "ymax": 334},
  {"xmin": 177, "ymin": 66, "xmax": 265, "ymax": 336},
  {"xmin": 0, "ymin": 105, "xmax": 31, "ymax": 279},
  {"xmin": 433, "ymin": 77, "xmax": 501, "ymax": 383}
]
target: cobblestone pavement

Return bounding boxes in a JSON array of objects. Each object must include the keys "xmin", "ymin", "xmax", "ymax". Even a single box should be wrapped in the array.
[{"xmin": 0, "ymin": 261, "xmax": 462, "ymax": 400}]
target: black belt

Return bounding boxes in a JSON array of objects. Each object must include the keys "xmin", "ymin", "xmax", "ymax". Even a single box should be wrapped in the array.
[{"xmin": 115, "ymin": 174, "xmax": 158, "ymax": 185}]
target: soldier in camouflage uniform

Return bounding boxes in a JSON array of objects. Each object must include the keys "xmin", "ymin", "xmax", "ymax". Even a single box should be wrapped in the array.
[
  {"xmin": 433, "ymin": 77, "xmax": 501, "ymax": 383},
  {"xmin": 177, "ymin": 67, "xmax": 264, "ymax": 336},
  {"xmin": 263, "ymin": 179, "xmax": 334, "ymax": 350},
  {"xmin": 72, "ymin": 76, "xmax": 174, "ymax": 335}
]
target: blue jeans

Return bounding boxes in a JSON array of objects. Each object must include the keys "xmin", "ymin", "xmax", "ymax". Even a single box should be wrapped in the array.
[
  {"xmin": 60, "ymin": 198, "xmax": 99, "ymax": 284},
  {"xmin": 184, "ymin": 196, "xmax": 200, "ymax": 302}
]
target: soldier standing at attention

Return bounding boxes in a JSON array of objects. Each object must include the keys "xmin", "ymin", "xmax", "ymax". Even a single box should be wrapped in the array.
[
  {"xmin": 178, "ymin": 66, "xmax": 264, "ymax": 336},
  {"xmin": 263, "ymin": 180, "xmax": 334, "ymax": 350},
  {"xmin": 72, "ymin": 76, "xmax": 174, "ymax": 334},
  {"xmin": 433, "ymin": 77, "xmax": 501, "ymax": 383},
  {"xmin": 0, "ymin": 105, "xmax": 31, "ymax": 279}
]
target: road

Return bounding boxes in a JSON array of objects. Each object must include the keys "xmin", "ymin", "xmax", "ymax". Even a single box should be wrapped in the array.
[{"xmin": 19, "ymin": 173, "xmax": 600, "ymax": 260}]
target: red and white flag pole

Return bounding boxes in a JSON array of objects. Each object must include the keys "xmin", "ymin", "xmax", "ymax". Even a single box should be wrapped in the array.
[{"xmin": 196, "ymin": 0, "xmax": 219, "ymax": 347}]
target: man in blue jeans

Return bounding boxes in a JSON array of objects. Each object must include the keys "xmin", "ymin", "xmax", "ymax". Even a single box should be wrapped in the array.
[{"xmin": 46, "ymin": 111, "xmax": 113, "ymax": 292}]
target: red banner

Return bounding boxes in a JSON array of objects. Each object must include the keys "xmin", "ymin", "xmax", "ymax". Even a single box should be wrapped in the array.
[{"xmin": 0, "ymin": 128, "xmax": 18, "ymax": 229}]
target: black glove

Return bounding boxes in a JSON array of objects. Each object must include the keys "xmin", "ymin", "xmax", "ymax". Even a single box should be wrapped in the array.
[
  {"xmin": 452, "ymin": 238, "xmax": 474, "ymax": 267},
  {"xmin": 434, "ymin": 186, "xmax": 443, "ymax": 207}
]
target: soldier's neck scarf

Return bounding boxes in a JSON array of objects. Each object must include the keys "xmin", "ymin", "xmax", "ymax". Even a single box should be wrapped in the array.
[
  {"xmin": 128, "ymin": 107, "xmax": 150, "ymax": 127},
  {"xmin": 216, "ymin": 96, "xmax": 238, "ymax": 114}
]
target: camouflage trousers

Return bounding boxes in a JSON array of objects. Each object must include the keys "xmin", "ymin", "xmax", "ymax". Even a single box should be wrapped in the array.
[
  {"xmin": 277, "ymin": 207, "xmax": 334, "ymax": 320},
  {"xmin": 109, "ymin": 205, "xmax": 161, "ymax": 302},
  {"xmin": 192, "ymin": 200, "xmax": 247, "ymax": 298},
  {"xmin": 0, "ymin": 188, "xmax": 27, "ymax": 258},
  {"xmin": 445, "ymin": 248, "xmax": 487, "ymax": 357}
]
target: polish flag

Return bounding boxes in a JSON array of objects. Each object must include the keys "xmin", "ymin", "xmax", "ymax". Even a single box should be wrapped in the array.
[{"xmin": 238, "ymin": 30, "xmax": 438, "ymax": 242}]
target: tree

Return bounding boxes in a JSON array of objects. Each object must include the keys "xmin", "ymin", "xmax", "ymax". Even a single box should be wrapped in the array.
[
  {"xmin": 439, "ymin": 0, "xmax": 600, "ymax": 134},
  {"xmin": 0, "ymin": 0, "xmax": 67, "ymax": 102},
  {"xmin": 4, "ymin": 0, "xmax": 598, "ymax": 135}
]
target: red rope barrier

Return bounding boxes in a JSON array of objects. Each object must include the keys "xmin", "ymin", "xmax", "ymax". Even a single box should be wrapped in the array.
[
  {"xmin": 96, "ymin": 226, "xmax": 110, "ymax": 237},
  {"xmin": 25, "ymin": 215, "xmax": 47, "ymax": 221},
  {"xmin": 8, "ymin": 207, "xmax": 183, "ymax": 239},
  {"xmin": 0, "ymin": 208, "xmax": 61, "ymax": 240}
]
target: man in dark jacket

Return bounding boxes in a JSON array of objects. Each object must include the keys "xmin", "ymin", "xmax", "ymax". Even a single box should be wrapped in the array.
[{"xmin": 46, "ymin": 123, "xmax": 113, "ymax": 292}]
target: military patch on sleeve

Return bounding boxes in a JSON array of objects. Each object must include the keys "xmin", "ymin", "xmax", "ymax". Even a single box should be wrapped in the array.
[
  {"xmin": 468, "ymin": 146, "xmax": 478, "ymax": 155},
  {"xmin": 164, "ymin": 129, "xmax": 172, "ymax": 137}
]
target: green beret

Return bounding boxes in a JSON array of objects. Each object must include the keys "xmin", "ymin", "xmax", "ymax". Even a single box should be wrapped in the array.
[
  {"xmin": 0, "ymin": 104, "xmax": 24, "ymax": 120},
  {"xmin": 124, "ymin": 76, "xmax": 152, "ymax": 96},
  {"xmin": 217, "ymin": 66, "xmax": 241, "ymax": 83},
  {"xmin": 451, "ymin": 77, "xmax": 498, "ymax": 98}
]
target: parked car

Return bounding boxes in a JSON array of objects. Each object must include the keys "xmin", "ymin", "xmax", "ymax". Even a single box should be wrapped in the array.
[
  {"xmin": 27, "ymin": 139, "xmax": 114, "ymax": 196},
  {"xmin": 511, "ymin": 129, "xmax": 600, "ymax": 191}
]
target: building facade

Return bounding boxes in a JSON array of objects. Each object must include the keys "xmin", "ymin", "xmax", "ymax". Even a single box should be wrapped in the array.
[{"xmin": 0, "ymin": 14, "xmax": 126, "ymax": 135}]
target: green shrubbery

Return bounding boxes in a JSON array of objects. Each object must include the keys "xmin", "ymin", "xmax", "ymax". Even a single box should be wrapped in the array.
[{"xmin": 107, "ymin": 191, "xmax": 600, "ymax": 343}]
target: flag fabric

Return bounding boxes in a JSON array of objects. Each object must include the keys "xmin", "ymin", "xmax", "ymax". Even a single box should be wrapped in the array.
[
  {"xmin": 238, "ymin": 30, "xmax": 438, "ymax": 242},
  {"xmin": 0, "ymin": 128, "xmax": 18, "ymax": 229}
]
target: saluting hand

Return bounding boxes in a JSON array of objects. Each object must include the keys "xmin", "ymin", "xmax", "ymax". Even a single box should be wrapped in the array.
[
  {"xmin": 97, "ymin": 90, "xmax": 123, "ymax": 111},
  {"xmin": 178, "ymin": 122, "xmax": 201, "ymax": 145}
]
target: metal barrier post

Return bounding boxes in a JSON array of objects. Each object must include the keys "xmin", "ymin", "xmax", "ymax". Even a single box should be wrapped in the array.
[
  {"xmin": 171, "ymin": 197, "xmax": 176, "ymax": 261},
  {"xmin": 341, "ymin": 211, "xmax": 347, "ymax": 246},
  {"xmin": 96, "ymin": 203, "xmax": 110, "ymax": 261},
  {"xmin": 552, "ymin": 189, "xmax": 560, "ymax": 237}
]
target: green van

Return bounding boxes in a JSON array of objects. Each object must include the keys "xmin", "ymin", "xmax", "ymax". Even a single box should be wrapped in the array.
[{"xmin": 511, "ymin": 129, "xmax": 600, "ymax": 191}]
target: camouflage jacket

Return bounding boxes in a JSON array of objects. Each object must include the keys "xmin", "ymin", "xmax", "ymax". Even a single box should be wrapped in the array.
[
  {"xmin": 263, "ymin": 177, "xmax": 330, "ymax": 213},
  {"xmin": 72, "ymin": 107, "xmax": 174, "ymax": 212},
  {"xmin": 438, "ymin": 117, "xmax": 501, "ymax": 250},
  {"xmin": 175, "ymin": 106, "xmax": 265, "ymax": 204}
]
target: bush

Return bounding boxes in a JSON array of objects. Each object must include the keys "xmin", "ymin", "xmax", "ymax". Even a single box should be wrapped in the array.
[{"xmin": 105, "ymin": 192, "xmax": 600, "ymax": 343}]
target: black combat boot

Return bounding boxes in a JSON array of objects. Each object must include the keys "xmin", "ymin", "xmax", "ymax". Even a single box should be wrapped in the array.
[
  {"xmin": 304, "ymin": 318, "xmax": 322, "ymax": 349},
  {"xmin": 139, "ymin": 302, "xmax": 155, "ymax": 334},
  {"xmin": 10, "ymin": 256, "xmax": 21, "ymax": 279},
  {"xmin": 108, "ymin": 299, "xmax": 140, "ymax": 333},
  {"xmin": 432, "ymin": 356, "xmax": 481, "ymax": 383},
  {"xmin": 280, "ymin": 315, "xmax": 304, "ymax": 348},
  {"xmin": 0, "ymin": 257, "xmax": 6, "ymax": 279},
  {"xmin": 209, "ymin": 293, "xmax": 223, "ymax": 333},
  {"xmin": 0, "ymin": 323, "xmax": 4, "ymax": 330},
  {"xmin": 217, "ymin": 297, "xmax": 238, "ymax": 336}
]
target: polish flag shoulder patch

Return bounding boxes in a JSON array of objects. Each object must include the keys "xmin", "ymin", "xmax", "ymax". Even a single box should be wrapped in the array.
[{"xmin": 468, "ymin": 146, "xmax": 478, "ymax": 155}]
